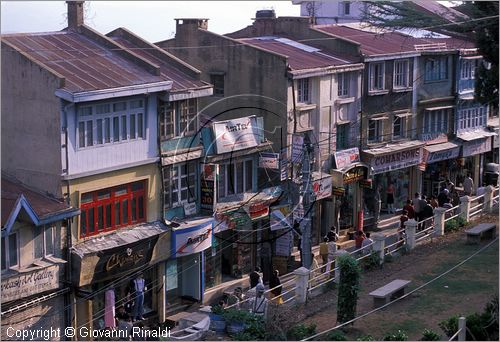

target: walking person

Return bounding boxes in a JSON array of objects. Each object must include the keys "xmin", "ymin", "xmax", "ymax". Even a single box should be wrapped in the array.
[
  {"xmin": 326, "ymin": 236, "xmax": 337, "ymax": 275},
  {"xmin": 247, "ymin": 267, "xmax": 263, "ymax": 298},
  {"xmin": 269, "ymin": 270, "xmax": 283, "ymax": 304},
  {"xmin": 413, "ymin": 192, "xmax": 422, "ymax": 222},
  {"xmin": 403, "ymin": 199, "xmax": 415, "ymax": 219},
  {"xmin": 248, "ymin": 284, "xmax": 269, "ymax": 319},
  {"xmin": 386, "ymin": 183, "xmax": 396, "ymax": 214},
  {"xmin": 421, "ymin": 198, "xmax": 434, "ymax": 231}
]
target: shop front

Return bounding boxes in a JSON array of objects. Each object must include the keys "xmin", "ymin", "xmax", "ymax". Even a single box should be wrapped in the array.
[
  {"xmin": 458, "ymin": 132, "xmax": 494, "ymax": 190},
  {"xmin": 362, "ymin": 142, "xmax": 424, "ymax": 214},
  {"xmin": 71, "ymin": 222, "xmax": 168, "ymax": 339},
  {"xmin": 419, "ymin": 132, "xmax": 462, "ymax": 196},
  {"xmin": 168, "ymin": 217, "xmax": 213, "ymax": 307}
]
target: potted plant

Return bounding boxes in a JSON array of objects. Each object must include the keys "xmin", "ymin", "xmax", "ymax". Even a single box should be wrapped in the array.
[
  {"xmin": 208, "ymin": 304, "xmax": 226, "ymax": 332},
  {"xmin": 222, "ymin": 308, "xmax": 252, "ymax": 336}
]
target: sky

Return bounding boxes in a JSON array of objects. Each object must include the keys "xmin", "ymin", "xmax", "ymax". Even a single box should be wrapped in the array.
[{"xmin": 1, "ymin": 1, "xmax": 300, "ymax": 42}]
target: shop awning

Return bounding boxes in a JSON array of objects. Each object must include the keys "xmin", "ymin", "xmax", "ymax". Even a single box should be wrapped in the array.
[
  {"xmin": 161, "ymin": 147, "xmax": 203, "ymax": 166},
  {"xmin": 215, "ymin": 186, "xmax": 283, "ymax": 214},
  {"xmin": 205, "ymin": 141, "xmax": 273, "ymax": 163},
  {"xmin": 424, "ymin": 141, "xmax": 461, "ymax": 164},
  {"xmin": 363, "ymin": 140, "xmax": 425, "ymax": 157},
  {"xmin": 71, "ymin": 221, "xmax": 169, "ymax": 287},
  {"xmin": 457, "ymin": 129, "xmax": 497, "ymax": 141}
]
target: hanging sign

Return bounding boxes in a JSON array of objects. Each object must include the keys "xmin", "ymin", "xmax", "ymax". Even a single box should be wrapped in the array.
[
  {"xmin": 291, "ymin": 134, "xmax": 304, "ymax": 163},
  {"xmin": 312, "ymin": 174, "xmax": 332, "ymax": 201},
  {"xmin": 275, "ymin": 230, "xmax": 293, "ymax": 256},
  {"xmin": 259, "ymin": 152, "xmax": 280, "ymax": 169},
  {"xmin": 343, "ymin": 166, "xmax": 368, "ymax": 184},
  {"xmin": 173, "ymin": 223, "xmax": 213, "ymax": 256},
  {"xmin": 426, "ymin": 146, "xmax": 461, "ymax": 164},
  {"xmin": 200, "ymin": 164, "xmax": 216, "ymax": 212},
  {"xmin": 213, "ymin": 116, "xmax": 259, "ymax": 154},
  {"xmin": 335, "ymin": 147, "xmax": 360, "ymax": 169},
  {"xmin": 243, "ymin": 202, "xmax": 270, "ymax": 221},
  {"xmin": 270, "ymin": 205, "xmax": 291, "ymax": 231},
  {"xmin": 280, "ymin": 149, "xmax": 288, "ymax": 181},
  {"xmin": 332, "ymin": 186, "xmax": 345, "ymax": 196},
  {"xmin": 359, "ymin": 179, "xmax": 372, "ymax": 189}
]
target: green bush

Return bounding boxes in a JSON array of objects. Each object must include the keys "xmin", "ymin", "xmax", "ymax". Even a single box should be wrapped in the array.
[
  {"xmin": 383, "ymin": 330, "xmax": 408, "ymax": 341},
  {"xmin": 222, "ymin": 307, "xmax": 254, "ymax": 323},
  {"xmin": 357, "ymin": 335, "xmax": 374, "ymax": 341},
  {"xmin": 456, "ymin": 216, "xmax": 467, "ymax": 227},
  {"xmin": 439, "ymin": 315, "xmax": 459, "ymax": 337},
  {"xmin": 325, "ymin": 330, "xmax": 347, "ymax": 341},
  {"xmin": 444, "ymin": 219, "xmax": 460, "ymax": 232},
  {"xmin": 232, "ymin": 313, "xmax": 266, "ymax": 340},
  {"xmin": 286, "ymin": 323, "xmax": 317, "ymax": 340},
  {"xmin": 363, "ymin": 251, "xmax": 381, "ymax": 271},
  {"xmin": 420, "ymin": 329, "xmax": 441, "ymax": 341}
]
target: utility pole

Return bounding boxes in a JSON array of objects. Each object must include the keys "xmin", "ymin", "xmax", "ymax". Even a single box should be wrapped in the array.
[{"xmin": 300, "ymin": 134, "xmax": 315, "ymax": 269}]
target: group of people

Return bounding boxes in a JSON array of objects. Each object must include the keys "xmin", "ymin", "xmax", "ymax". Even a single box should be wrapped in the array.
[
  {"xmin": 319, "ymin": 229, "xmax": 340, "ymax": 273},
  {"xmin": 222, "ymin": 267, "xmax": 284, "ymax": 319},
  {"xmin": 399, "ymin": 178, "xmax": 465, "ymax": 231}
]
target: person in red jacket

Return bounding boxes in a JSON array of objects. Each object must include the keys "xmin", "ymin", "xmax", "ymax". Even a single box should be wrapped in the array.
[
  {"xmin": 354, "ymin": 230, "xmax": 366, "ymax": 249},
  {"xmin": 403, "ymin": 199, "xmax": 415, "ymax": 219}
]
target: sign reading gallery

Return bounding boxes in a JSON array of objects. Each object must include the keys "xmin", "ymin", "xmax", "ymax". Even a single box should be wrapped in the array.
[{"xmin": 1, "ymin": 265, "xmax": 61, "ymax": 302}]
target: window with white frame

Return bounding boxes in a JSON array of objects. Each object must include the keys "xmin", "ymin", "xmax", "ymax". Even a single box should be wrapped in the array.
[
  {"xmin": 458, "ymin": 107, "xmax": 487, "ymax": 131},
  {"xmin": 297, "ymin": 78, "xmax": 310, "ymax": 103},
  {"xmin": 368, "ymin": 119, "xmax": 383, "ymax": 143},
  {"xmin": 337, "ymin": 73, "xmax": 350, "ymax": 97},
  {"xmin": 163, "ymin": 162, "xmax": 197, "ymax": 209},
  {"xmin": 392, "ymin": 116, "xmax": 405, "ymax": 138},
  {"xmin": 77, "ymin": 99, "xmax": 145, "ymax": 149},
  {"xmin": 369, "ymin": 62, "xmax": 385, "ymax": 91},
  {"xmin": 218, "ymin": 159, "xmax": 254, "ymax": 199},
  {"xmin": 424, "ymin": 56, "xmax": 448, "ymax": 81},
  {"xmin": 460, "ymin": 59, "xmax": 478, "ymax": 79},
  {"xmin": 159, "ymin": 99, "xmax": 197, "ymax": 139},
  {"xmin": 34, "ymin": 225, "xmax": 55, "ymax": 259},
  {"xmin": 393, "ymin": 59, "xmax": 409, "ymax": 88},
  {"xmin": 422, "ymin": 109, "xmax": 449, "ymax": 134},
  {"xmin": 1, "ymin": 232, "xmax": 18, "ymax": 271}
]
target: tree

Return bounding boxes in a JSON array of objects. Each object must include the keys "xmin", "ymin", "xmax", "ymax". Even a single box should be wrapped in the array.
[
  {"xmin": 336, "ymin": 254, "xmax": 361, "ymax": 324},
  {"xmin": 361, "ymin": 1, "xmax": 499, "ymax": 110}
]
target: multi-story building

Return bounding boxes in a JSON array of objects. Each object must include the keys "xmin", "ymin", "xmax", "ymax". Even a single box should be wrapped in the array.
[
  {"xmin": 157, "ymin": 12, "xmax": 364, "ymax": 287},
  {"xmin": 1, "ymin": 177, "xmax": 79, "ymax": 340},
  {"xmin": 1, "ymin": 1, "xmax": 213, "ymax": 334}
]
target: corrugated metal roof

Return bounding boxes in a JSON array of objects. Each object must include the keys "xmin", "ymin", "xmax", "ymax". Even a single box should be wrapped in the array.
[
  {"xmin": 317, "ymin": 25, "xmax": 475, "ymax": 56},
  {"xmin": 238, "ymin": 37, "xmax": 358, "ymax": 70},
  {"xmin": 1, "ymin": 178, "xmax": 76, "ymax": 227},
  {"xmin": 2, "ymin": 31, "xmax": 170, "ymax": 94},
  {"xmin": 110, "ymin": 36, "xmax": 209, "ymax": 92}
]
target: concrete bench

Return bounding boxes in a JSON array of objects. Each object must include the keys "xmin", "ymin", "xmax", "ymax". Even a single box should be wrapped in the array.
[
  {"xmin": 369, "ymin": 279, "xmax": 411, "ymax": 308},
  {"xmin": 465, "ymin": 223, "xmax": 497, "ymax": 244}
]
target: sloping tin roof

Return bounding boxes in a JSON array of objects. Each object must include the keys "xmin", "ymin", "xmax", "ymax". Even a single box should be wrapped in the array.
[
  {"xmin": 238, "ymin": 36, "xmax": 359, "ymax": 70},
  {"xmin": 2, "ymin": 31, "xmax": 169, "ymax": 93},
  {"xmin": 317, "ymin": 25, "xmax": 474, "ymax": 56},
  {"xmin": 110, "ymin": 36, "xmax": 209, "ymax": 92},
  {"xmin": 1, "ymin": 178, "xmax": 77, "ymax": 227}
]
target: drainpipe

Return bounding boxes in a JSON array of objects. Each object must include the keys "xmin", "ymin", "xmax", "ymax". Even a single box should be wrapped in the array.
[
  {"xmin": 412, "ymin": 56, "xmax": 418, "ymax": 139},
  {"xmin": 62, "ymin": 100, "xmax": 74, "ymax": 338}
]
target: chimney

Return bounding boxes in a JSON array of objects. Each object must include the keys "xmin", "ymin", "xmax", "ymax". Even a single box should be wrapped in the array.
[{"xmin": 67, "ymin": 1, "xmax": 84, "ymax": 30}]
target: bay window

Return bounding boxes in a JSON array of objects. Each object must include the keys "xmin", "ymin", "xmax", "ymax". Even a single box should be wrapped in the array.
[
  {"xmin": 163, "ymin": 162, "xmax": 197, "ymax": 209},
  {"xmin": 159, "ymin": 99, "xmax": 197, "ymax": 139},
  {"xmin": 425, "ymin": 56, "xmax": 448, "ymax": 81},
  {"xmin": 80, "ymin": 180, "xmax": 147, "ymax": 238},
  {"xmin": 218, "ymin": 159, "xmax": 254, "ymax": 199},
  {"xmin": 423, "ymin": 108, "xmax": 449, "ymax": 134}
]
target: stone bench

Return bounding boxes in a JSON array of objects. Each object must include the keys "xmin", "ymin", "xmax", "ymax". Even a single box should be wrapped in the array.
[
  {"xmin": 465, "ymin": 223, "xmax": 497, "ymax": 244},
  {"xmin": 369, "ymin": 279, "xmax": 411, "ymax": 308}
]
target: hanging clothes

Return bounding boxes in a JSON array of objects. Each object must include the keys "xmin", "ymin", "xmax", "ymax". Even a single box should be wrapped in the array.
[{"xmin": 104, "ymin": 288, "xmax": 116, "ymax": 328}]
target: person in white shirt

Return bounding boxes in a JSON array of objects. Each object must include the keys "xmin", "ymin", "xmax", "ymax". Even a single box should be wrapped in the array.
[
  {"xmin": 464, "ymin": 173, "xmax": 474, "ymax": 196},
  {"xmin": 248, "ymin": 284, "xmax": 268, "ymax": 319}
]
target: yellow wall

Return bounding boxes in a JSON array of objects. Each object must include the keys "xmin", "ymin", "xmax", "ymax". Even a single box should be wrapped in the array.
[{"xmin": 65, "ymin": 163, "xmax": 161, "ymax": 243}]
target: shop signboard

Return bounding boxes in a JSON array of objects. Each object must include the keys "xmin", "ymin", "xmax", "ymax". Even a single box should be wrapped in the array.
[
  {"xmin": 291, "ymin": 134, "xmax": 304, "ymax": 163},
  {"xmin": 335, "ymin": 147, "xmax": 360, "ymax": 169},
  {"xmin": 213, "ymin": 116, "xmax": 259, "ymax": 154},
  {"xmin": 312, "ymin": 173, "xmax": 332, "ymax": 201},
  {"xmin": 332, "ymin": 186, "xmax": 345, "ymax": 196},
  {"xmin": 173, "ymin": 223, "xmax": 213, "ymax": 257},
  {"xmin": 419, "ymin": 132, "xmax": 448, "ymax": 145},
  {"xmin": 426, "ymin": 146, "xmax": 461, "ymax": 164},
  {"xmin": 359, "ymin": 179, "xmax": 372, "ymax": 189},
  {"xmin": 270, "ymin": 205, "xmax": 291, "ymax": 231},
  {"xmin": 343, "ymin": 166, "xmax": 367, "ymax": 185},
  {"xmin": 200, "ymin": 164, "xmax": 216, "ymax": 212},
  {"xmin": 370, "ymin": 147, "xmax": 421, "ymax": 174},
  {"xmin": 275, "ymin": 230, "xmax": 293, "ymax": 257},
  {"xmin": 462, "ymin": 137, "xmax": 492, "ymax": 157},
  {"xmin": 1, "ymin": 264, "xmax": 61, "ymax": 302},
  {"xmin": 280, "ymin": 149, "xmax": 288, "ymax": 181},
  {"xmin": 494, "ymin": 129, "xmax": 499, "ymax": 148},
  {"xmin": 244, "ymin": 202, "xmax": 270, "ymax": 221},
  {"xmin": 259, "ymin": 152, "xmax": 280, "ymax": 169}
]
